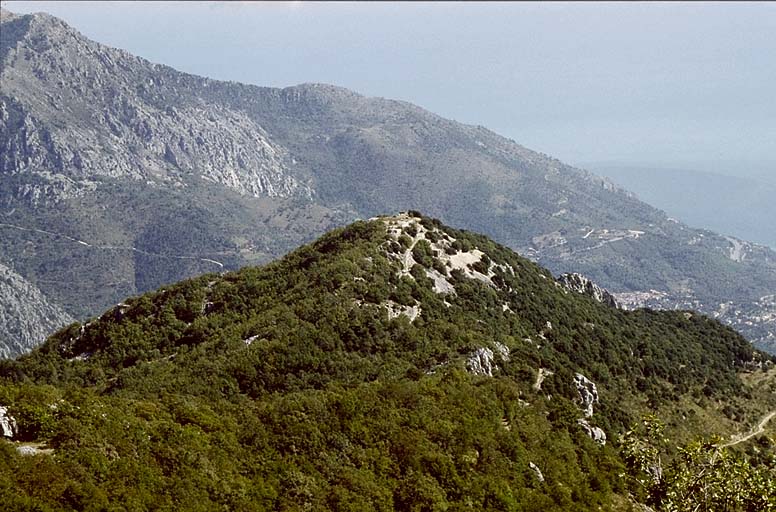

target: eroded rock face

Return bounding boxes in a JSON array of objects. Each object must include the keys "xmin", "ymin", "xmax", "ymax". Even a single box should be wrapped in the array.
[
  {"xmin": 558, "ymin": 273, "xmax": 618, "ymax": 308},
  {"xmin": 0, "ymin": 12, "xmax": 312, "ymax": 204},
  {"xmin": 577, "ymin": 419, "xmax": 606, "ymax": 446},
  {"xmin": 0, "ymin": 262, "xmax": 74, "ymax": 358},
  {"xmin": 0, "ymin": 405, "xmax": 17, "ymax": 438},
  {"xmin": 574, "ymin": 373, "xmax": 599, "ymax": 418},
  {"xmin": 464, "ymin": 342, "xmax": 511, "ymax": 377},
  {"xmin": 466, "ymin": 348, "xmax": 497, "ymax": 377}
]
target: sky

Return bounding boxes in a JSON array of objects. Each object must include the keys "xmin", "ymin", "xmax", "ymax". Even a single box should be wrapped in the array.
[{"xmin": 5, "ymin": 1, "xmax": 776, "ymax": 177}]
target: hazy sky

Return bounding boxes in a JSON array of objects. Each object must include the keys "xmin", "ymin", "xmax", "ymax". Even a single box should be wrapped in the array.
[{"xmin": 6, "ymin": 1, "xmax": 776, "ymax": 175}]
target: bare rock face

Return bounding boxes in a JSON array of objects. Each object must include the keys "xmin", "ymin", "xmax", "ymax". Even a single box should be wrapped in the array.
[
  {"xmin": 558, "ymin": 273, "xmax": 618, "ymax": 308},
  {"xmin": 0, "ymin": 262, "xmax": 74, "ymax": 358},
  {"xmin": 466, "ymin": 348, "xmax": 497, "ymax": 377},
  {"xmin": 0, "ymin": 12, "xmax": 312, "ymax": 204},
  {"xmin": 574, "ymin": 373, "xmax": 599, "ymax": 418},
  {"xmin": 0, "ymin": 405, "xmax": 17, "ymax": 438},
  {"xmin": 577, "ymin": 419, "xmax": 607, "ymax": 446},
  {"xmin": 464, "ymin": 343, "xmax": 510, "ymax": 377}
]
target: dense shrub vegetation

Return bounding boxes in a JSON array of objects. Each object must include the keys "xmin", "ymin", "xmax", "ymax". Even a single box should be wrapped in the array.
[{"xmin": 1, "ymin": 214, "xmax": 773, "ymax": 510}]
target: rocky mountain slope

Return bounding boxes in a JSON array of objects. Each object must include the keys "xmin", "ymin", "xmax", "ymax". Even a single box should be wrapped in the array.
[
  {"xmin": 1, "ymin": 9, "xmax": 774, "ymax": 356},
  {"xmin": 1, "ymin": 213, "xmax": 773, "ymax": 510},
  {"xmin": 0, "ymin": 262, "xmax": 73, "ymax": 358}
]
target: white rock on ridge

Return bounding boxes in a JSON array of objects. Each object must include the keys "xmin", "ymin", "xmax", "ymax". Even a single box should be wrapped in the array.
[
  {"xmin": 380, "ymin": 213, "xmax": 517, "ymax": 295},
  {"xmin": 557, "ymin": 273, "xmax": 619, "ymax": 308},
  {"xmin": 577, "ymin": 419, "xmax": 607, "ymax": 446},
  {"xmin": 425, "ymin": 268, "xmax": 456, "ymax": 294},
  {"xmin": 574, "ymin": 373, "xmax": 599, "ymax": 418},
  {"xmin": 1, "ymin": 405, "xmax": 17, "ymax": 438}
]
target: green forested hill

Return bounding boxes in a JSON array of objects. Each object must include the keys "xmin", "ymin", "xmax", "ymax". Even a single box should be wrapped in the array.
[{"xmin": 1, "ymin": 213, "xmax": 774, "ymax": 510}]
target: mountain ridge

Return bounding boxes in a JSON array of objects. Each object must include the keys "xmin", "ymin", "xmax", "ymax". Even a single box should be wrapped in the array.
[{"xmin": 1, "ymin": 9, "xmax": 775, "ymax": 357}]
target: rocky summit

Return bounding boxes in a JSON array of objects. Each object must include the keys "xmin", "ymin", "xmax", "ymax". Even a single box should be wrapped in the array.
[{"xmin": 1, "ymin": 9, "xmax": 775, "ymax": 359}]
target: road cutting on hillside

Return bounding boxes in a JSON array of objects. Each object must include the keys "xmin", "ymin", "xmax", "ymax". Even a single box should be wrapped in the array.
[{"xmin": 718, "ymin": 411, "xmax": 776, "ymax": 448}]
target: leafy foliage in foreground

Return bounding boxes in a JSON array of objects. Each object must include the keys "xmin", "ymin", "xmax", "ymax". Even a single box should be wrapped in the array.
[
  {"xmin": 0, "ymin": 213, "xmax": 773, "ymax": 510},
  {"xmin": 621, "ymin": 416, "xmax": 776, "ymax": 512}
]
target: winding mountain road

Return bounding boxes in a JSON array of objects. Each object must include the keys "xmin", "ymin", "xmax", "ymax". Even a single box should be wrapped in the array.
[
  {"xmin": 0, "ymin": 222, "xmax": 224, "ymax": 268},
  {"xmin": 718, "ymin": 411, "xmax": 776, "ymax": 448}
]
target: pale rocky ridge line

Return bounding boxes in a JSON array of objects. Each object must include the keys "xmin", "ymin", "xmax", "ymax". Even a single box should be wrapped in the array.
[
  {"xmin": 557, "ymin": 272, "xmax": 619, "ymax": 308},
  {"xmin": 0, "ymin": 11, "xmax": 313, "ymax": 205}
]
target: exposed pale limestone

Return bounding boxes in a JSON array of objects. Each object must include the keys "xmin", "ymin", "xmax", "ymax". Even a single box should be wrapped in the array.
[
  {"xmin": 558, "ymin": 273, "xmax": 619, "ymax": 308},
  {"xmin": 380, "ymin": 213, "xmax": 517, "ymax": 297},
  {"xmin": 529, "ymin": 462, "xmax": 545, "ymax": 482},
  {"xmin": 534, "ymin": 368, "xmax": 554, "ymax": 391},
  {"xmin": 466, "ymin": 347, "xmax": 497, "ymax": 377},
  {"xmin": 577, "ymin": 419, "xmax": 607, "ymax": 445},
  {"xmin": 465, "ymin": 341, "xmax": 511, "ymax": 377},
  {"xmin": 425, "ymin": 268, "xmax": 456, "ymax": 294},
  {"xmin": 1, "ymin": 405, "xmax": 17, "ymax": 438},
  {"xmin": 574, "ymin": 373, "xmax": 599, "ymax": 418}
]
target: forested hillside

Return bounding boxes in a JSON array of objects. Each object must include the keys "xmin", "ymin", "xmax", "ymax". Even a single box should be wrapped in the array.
[{"xmin": 1, "ymin": 214, "xmax": 773, "ymax": 510}]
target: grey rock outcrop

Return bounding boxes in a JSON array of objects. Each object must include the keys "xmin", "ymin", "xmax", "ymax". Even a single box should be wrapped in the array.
[
  {"xmin": 558, "ymin": 273, "xmax": 618, "ymax": 308},
  {"xmin": 1, "ymin": 405, "xmax": 17, "ymax": 438},
  {"xmin": 466, "ymin": 348, "xmax": 497, "ymax": 377},
  {"xmin": 574, "ymin": 373, "xmax": 599, "ymax": 418},
  {"xmin": 0, "ymin": 262, "xmax": 74, "ymax": 358},
  {"xmin": 577, "ymin": 419, "xmax": 607, "ymax": 446},
  {"xmin": 465, "ymin": 343, "xmax": 510, "ymax": 377}
]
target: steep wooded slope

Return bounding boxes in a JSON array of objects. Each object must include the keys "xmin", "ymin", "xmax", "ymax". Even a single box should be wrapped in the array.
[{"xmin": 1, "ymin": 213, "xmax": 773, "ymax": 510}]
